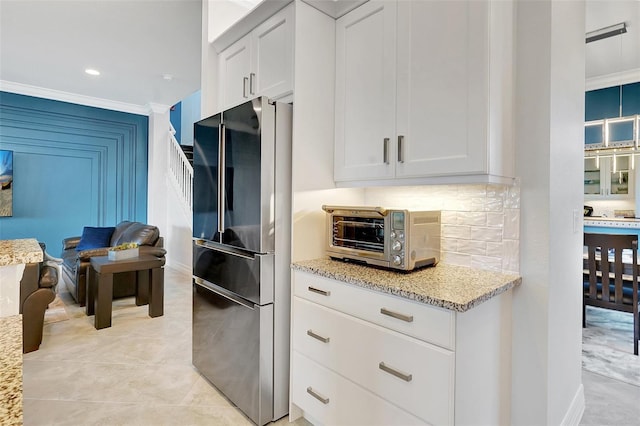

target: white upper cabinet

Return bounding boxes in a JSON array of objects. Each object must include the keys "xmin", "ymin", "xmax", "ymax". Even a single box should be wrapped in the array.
[
  {"xmin": 584, "ymin": 156, "xmax": 634, "ymax": 200},
  {"xmin": 252, "ymin": 5, "xmax": 294, "ymax": 100},
  {"xmin": 335, "ymin": 0, "xmax": 515, "ymax": 185},
  {"xmin": 335, "ymin": 0, "xmax": 397, "ymax": 181},
  {"xmin": 218, "ymin": 3, "xmax": 294, "ymax": 110},
  {"xmin": 219, "ymin": 33, "xmax": 252, "ymax": 109}
]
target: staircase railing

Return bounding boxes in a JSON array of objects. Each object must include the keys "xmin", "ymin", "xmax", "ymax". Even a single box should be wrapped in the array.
[{"xmin": 168, "ymin": 123, "xmax": 193, "ymax": 212}]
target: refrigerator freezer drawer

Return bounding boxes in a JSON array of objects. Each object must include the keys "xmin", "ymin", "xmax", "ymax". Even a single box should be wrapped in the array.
[
  {"xmin": 193, "ymin": 240, "xmax": 274, "ymax": 305},
  {"xmin": 192, "ymin": 279, "xmax": 274, "ymax": 426}
]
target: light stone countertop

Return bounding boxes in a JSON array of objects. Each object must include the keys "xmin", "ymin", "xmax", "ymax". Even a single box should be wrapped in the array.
[
  {"xmin": 584, "ymin": 217, "xmax": 640, "ymax": 229},
  {"xmin": 0, "ymin": 239, "xmax": 43, "ymax": 267},
  {"xmin": 292, "ymin": 258, "xmax": 522, "ymax": 313},
  {"xmin": 0, "ymin": 315, "xmax": 22, "ymax": 425}
]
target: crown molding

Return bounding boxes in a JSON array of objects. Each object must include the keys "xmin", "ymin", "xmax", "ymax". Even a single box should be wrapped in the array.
[
  {"xmin": 0, "ymin": 80, "xmax": 152, "ymax": 116},
  {"xmin": 212, "ymin": 0, "xmax": 293, "ymax": 53},
  {"xmin": 146, "ymin": 102, "xmax": 171, "ymax": 115},
  {"xmin": 586, "ymin": 68, "xmax": 640, "ymax": 91}
]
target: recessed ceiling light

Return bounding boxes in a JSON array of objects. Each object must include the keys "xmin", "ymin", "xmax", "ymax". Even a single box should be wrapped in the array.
[
  {"xmin": 162, "ymin": 73, "xmax": 174, "ymax": 81},
  {"xmin": 85, "ymin": 68, "xmax": 100, "ymax": 76}
]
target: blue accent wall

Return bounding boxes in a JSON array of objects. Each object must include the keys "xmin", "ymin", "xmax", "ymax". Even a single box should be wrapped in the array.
[
  {"xmin": 0, "ymin": 92, "xmax": 148, "ymax": 255},
  {"xmin": 170, "ymin": 102, "xmax": 182, "ymax": 143}
]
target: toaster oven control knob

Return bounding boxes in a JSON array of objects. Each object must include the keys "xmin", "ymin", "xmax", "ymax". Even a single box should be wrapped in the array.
[
  {"xmin": 393, "ymin": 255, "xmax": 402, "ymax": 266},
  {"xmin": 392, "ymin": 241, "xmax": 402, "ymax": 252},
  {"xmin": 390, "ymin": 231, "xmax": 397, "ymax": 239}
]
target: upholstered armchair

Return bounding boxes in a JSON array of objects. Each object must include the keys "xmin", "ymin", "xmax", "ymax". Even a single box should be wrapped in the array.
[
  {"xmin": 61, "ymin": 221, "xmax": 166, "ymax": 306},
  {"xmin": 20, "ymin": 243, "xmax": 60, "ymax": 353}
]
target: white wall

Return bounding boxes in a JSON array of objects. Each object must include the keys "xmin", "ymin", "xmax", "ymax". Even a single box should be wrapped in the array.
[
  {"xmin": 201, "ymin": 0, "xmax": 219, "ymax": 117},
  {"xmin": 586, "ymin": 198, "xmax": 635, "ymax": 218},
  {"xmin": 291, "ymin": 1, "xmax": 365, "ymax": 263},
  {"xmin": 148, "ymin": 108, "xmax": 193, "ymax": 274},
  {"xmin": 147, "ymin": 108, "xmax": 170, "ymax": 246},
  {"xmin": 511, "ymin": 1, "xmax": 585, "ymax": 424}
]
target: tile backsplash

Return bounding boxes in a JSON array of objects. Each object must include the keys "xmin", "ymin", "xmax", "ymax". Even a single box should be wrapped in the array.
[{"xmin": 364, "ymin": 183, "xmax": 521, "ymax": 274}]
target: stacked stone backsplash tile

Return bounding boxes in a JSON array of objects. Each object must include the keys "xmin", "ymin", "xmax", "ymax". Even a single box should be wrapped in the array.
[{"xmin": 365, "ymin": 183, "xmax": 520, "ymax": 274}]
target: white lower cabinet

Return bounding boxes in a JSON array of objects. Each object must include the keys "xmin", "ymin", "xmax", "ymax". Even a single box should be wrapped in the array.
[
  {"xmin": 291, "ymin": 351, "xmax": 426, "ymax": 426},
  {"xmin": 290, "ymin": 270, "xmax": 513, "ymax": 426},
  {"xmin": 293, "ymin": 297, "xmax": 454, "ymax": 425}
]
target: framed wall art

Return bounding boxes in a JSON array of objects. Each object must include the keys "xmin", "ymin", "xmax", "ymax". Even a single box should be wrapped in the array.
[{"xmin": 0, "ymin": 150, "xmax": 14, "ymax": 217}]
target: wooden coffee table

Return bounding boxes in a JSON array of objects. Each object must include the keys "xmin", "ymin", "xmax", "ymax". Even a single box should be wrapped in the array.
[{"xmin": 86, "ymin": 254, "xmax": 164, "ymax": 329}]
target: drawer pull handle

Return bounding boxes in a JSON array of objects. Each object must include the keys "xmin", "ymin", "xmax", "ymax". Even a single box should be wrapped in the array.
[
  {"xmin": 307, "ymin": 386, "xmax": 330, "ymax": 404},
  {"xmin": 308, "ymin": 286, "xmax": 330, "ymax": 296},
  {"xmin": 307, "ymin": 329, "xmax": 330, "ymax": 343},
  {"xmin": 380, "ymin": 307, "xmax": 413, "ymax": 322},
  {"xmin": 379, "ymin": 362, "xmax": 413, "ymax": 382}
]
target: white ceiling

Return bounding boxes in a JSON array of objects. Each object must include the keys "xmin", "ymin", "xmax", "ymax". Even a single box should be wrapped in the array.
[
  {"xmin": 585, "ymin": 0, "xmax": 640, "ymax": 86},
  {"xmin": 0, "ymin": 0, "xmax": 637, "ymax": 113},
  {"xmin": 0, "ymin": 0, "xmax": 202, "ymax": 110}
]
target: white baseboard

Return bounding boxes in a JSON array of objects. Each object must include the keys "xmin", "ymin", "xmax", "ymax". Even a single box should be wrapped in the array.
[{"xmin": 561, "ymin": 383, "xmax": 585, "ymax": 426}]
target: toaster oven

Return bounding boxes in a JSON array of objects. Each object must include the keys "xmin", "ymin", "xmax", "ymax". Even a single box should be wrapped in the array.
[{"xmin": 322, "ymin": 205, "xmax": 441, "ymax": 271}]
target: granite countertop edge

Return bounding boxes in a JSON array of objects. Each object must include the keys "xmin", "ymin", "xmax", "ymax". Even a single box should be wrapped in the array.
[
  {"xmin": 292, "ymin": 260, "xmax": 521, "ymax": 313},
  {"xmin": 0, "ymin": 238, "xmax": 43, "ymax": 267},
  {"xmin": 0, "ymin": 314, "xmax": 23, "ymax": 425}
]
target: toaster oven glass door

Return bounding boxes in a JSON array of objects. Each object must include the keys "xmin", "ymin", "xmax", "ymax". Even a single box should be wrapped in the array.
[{"xmin": 331, "ymin": 216, "xmax": 385, "ymax": 252}]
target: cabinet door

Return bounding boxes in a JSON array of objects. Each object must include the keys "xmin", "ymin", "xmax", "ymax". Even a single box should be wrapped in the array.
[
  {"xmin": 395, "ymin": 0, "xmax": 488, "ymax": 177},
  {"xmin": 609, "ymin": 155, "xmax": 632, "ymax": 197},
  {"xmin": 584, "ymin": 157, "xmax": 602, "ymax": 196},
  {"xmin": 335, "ymin": 0, "xmax": 397, "ymax": 181},
  {"xmin": 584, "ymin": 156, "xmax": 634, "ymax": 200},
  {"xmin": 218, "ymin": 34, "xmax": 252, "ymax": 109},
  {"xmin": 251, "ymin": 4, "xmax": 294, "ymax": 101}
]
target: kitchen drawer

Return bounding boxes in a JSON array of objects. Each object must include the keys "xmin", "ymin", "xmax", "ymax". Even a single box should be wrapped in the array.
[
  {"xmin": 292, "ymin": 296, "xmax": 454, "ymax": 425},
  {"xmin": 293, "ymin": 270, "xmax": 455, "ymax": 349},
  {"xmin": 291, "ymin": 351, "xmax": 426, "ymax": 426}
]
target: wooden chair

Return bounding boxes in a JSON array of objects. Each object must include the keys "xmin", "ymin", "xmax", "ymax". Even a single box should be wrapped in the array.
[{"xmin": 583, "ymin": 233, "xmax": 640, "ymax": 355}]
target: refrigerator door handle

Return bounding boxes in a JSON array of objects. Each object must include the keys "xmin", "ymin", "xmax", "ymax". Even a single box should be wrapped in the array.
[
  {"xmin": 194, "ymin": 277, "xmax": 256, "ymax": 310},
  {"xmin": 218, "ymin": 123, "xmax": 226, "ymax": 236},
  {"xmin": 194, "ymin": 239, "xmax": 256, "ymax": 260}
]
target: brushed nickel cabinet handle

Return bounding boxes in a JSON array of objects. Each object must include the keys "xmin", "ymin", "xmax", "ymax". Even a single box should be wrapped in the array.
[
  {"xmin": 308, "ymin": 286, "xmax": 330, "ymax": 296},
  {"xmin": 243, "ymin": 77, "xmax": 249, "ymax": 98},
  {"xmin": 249, "ymin": 73, "xmax": 256, "ymax": 95},
  {"xmin": 379, "ymin": 362, "xmax": 412, "ymax": 382},
  {"xmin": 307, "ymin": 329, "xmax": 330, "ymax": 343},
  {"xmin": 397, "ymin": 135, "xmax": 405, "ymax": 163},
  {"xmin": 307, "ymin": 387, "xmax": 330, "ymax": 404},
  {"xmin": 383, "ymin": 138, "xmax": 390, "ymax": 164},
  {"xmin": 380, "ymin": 307, "xmax": 413, "ymax": 323}
]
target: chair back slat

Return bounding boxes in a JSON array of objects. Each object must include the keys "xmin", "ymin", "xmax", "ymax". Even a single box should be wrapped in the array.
[
  {"xmin": 584, "ymin": 233, "xmax": 638, "ymax": 304},
  {"xmin": 587, "ymin": 245, "xmax": 598, "ymax": 299}
]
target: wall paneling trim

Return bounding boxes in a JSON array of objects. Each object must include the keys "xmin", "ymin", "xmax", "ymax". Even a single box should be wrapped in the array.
[{"xmin": 0, "ymin": 92, "xmax": 148, "ymax": 254}]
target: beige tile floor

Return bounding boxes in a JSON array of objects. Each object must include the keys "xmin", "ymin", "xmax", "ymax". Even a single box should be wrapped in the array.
[
  {"xmin": 24, "ymin": 267, "xmax": 639, "ymax": 425},
  {"xmin": 23, "ymin": 267, "xmax": 310, "ymax": 426}
]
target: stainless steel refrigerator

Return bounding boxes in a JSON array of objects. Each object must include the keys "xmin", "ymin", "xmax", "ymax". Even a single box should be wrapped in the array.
[{"xmin": 192, "ymin": 97, "xmax": 291, "ymax": 425}]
